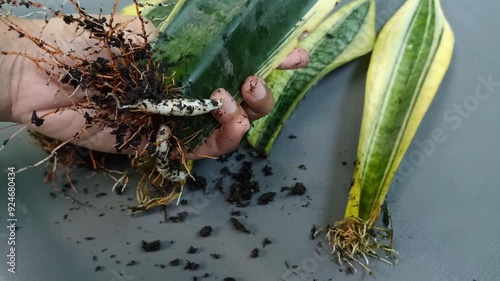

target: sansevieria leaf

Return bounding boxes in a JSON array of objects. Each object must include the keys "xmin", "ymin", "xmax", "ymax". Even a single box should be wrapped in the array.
[
  {"xmin": 248, "ymin": 0, "xmax": 376, "ymax": 156},
  {"xmin": 322, "ymin": 0, "xmax": 454, "ymax": 273}
]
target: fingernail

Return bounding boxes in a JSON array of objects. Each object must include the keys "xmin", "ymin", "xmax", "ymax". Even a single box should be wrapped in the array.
[
  {"xmin": 225, "ymin": 97, "xmax": 238, "ymax": 114},
  {"xmin": 253, "ymin": 78, "xmax": 267, "ymax": 100}
]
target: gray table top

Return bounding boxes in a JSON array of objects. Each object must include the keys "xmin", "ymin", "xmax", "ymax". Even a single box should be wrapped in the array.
[{"xmin": 1, "ymin": 0, "xmax": 499, "ymax": 281}]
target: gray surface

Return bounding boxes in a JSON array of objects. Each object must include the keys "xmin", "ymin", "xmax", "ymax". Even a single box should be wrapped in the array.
[{"xmin": 1, "ymin": 0, "xmax": 500, "ymax": 281}]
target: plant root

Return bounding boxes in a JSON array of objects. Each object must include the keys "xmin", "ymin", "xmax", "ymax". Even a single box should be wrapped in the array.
[{"xmin": 317, "ymin": 216, "xmax": 398, "ymax": 275}]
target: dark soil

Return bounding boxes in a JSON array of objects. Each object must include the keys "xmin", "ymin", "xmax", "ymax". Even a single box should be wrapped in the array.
[
  {"xmin": 169, "ymin": 258, "xmax": 181, "ymax": 266},
  {"xmin": 235, "ymin": 153, "xmax": 246, "ymax": 161},
  {"xmin": 230, "ymin": 210, "xmax": 241, "ymax": 217},
  {"xmin": 95, "ymin": 192, "xmax": 107, "ymax": 198},
  {"xmin": 199, "ymin": 226, "xmax": 213, "ymax": 237},
  {"xmin": 31, "ymin": 111, "xmax": 45, "ymax": 127},
  {"xmin": 262, "ymin": 165, "xmax": 273, "ymax": 176},
  {"xmin": 214, "ymin": 178, "xmax": 225, "ymax": 193},
  {"xmin": 184, "ymin": 261, "xmax": 200, "ymax": 271},
  {"xmin": 230, "ymin": 218, "xmax": 250, "ymax": 234},
  {"xmin": 257, "ymin": 192, "xmax": 276, "ymax": 205},
  {"xmin": 289, "ymin": 182, "xmax": 307, "ymax": 196},
  {"xmin": 169, "ymin": 212, "xmax": 188, "ymax": 223},
  {"xmin": 310, "ymin": 225, "xmax": 316, "ymax": 240},
  {"xmin": 250, "ymin": 248, "xmax": 259, "ymax": 258},
  {"xmin": 94, "ymin": 266, "xmax": 104, "ymax": 272},
  {"xmin": 209, "ymin": 253, "xmax": 220, "ymax": 259},
  {"xmin": 262, "ymin": 238, "xmax": 272, "ymax": 248},
  {"xmin": 141, "ymin": 240, "xmax": 161, "ymax": 252},
  {"xmin": 227, "ymin": 162, "xmax": 260, "ymax": 206},
  {"xmin": 187, "ymin": 246, "xmax": 198, "ymax": 254},
  {"xmin": 187, "ymin": 173, "xmax": 207, "ymax": 193},
  {"xmin": 220, "ymin": 167, "xmax": 232, "ymax": 176},
  {"xmin": 126, "ymin": 260, "xmax": 138, "ymax": 266}
]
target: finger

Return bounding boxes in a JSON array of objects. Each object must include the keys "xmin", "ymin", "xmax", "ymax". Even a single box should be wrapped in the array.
[
  {"xmin": 240, "ymin": 76, "xmax": 274, "ymax": 121},
  {"xmin": 277, "ymin": 47, "xmax": 310, "ymax": 70},
  {"xmin": 22, "ymin": 109, "xmax": 147, "ymax": 154},
  {"xmin": 181, "ymin": 89, "xmax": 250, "ymax": 159}
]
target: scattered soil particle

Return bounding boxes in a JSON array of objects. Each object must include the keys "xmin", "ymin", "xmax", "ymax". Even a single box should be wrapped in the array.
[
  {"xmin": 223, "ymin": 278, "xmax": 236, "ymax": 281},
  {"xmin": 141, "ymin": 240, "xmax": 161, "ymax": 252},
  {"xmin": 193, "ymin": 277, "xmax": 198, "ymax": 281},
  {"xmin": 184, "ymin": 261, "xmax": 200, "ymax": 271},
  {"xmin": 169, "ymin": 258, "xmax": 181, "ymax": 266},
  {"xmin": 217, "ymin": 150, "xmax": 237, "ymax": 163},
  {"xmin": 219, "ymin": 167, "xmax": 232, "ymax": 177},
  {"xmin": 114, "ymin": 185, "xmax": 124, "ymax": 195},
  {"xmin": 101, "ymin": 248, "xmax": 108, "ymax": 252},
  {"xmin": 297, "ymin": 164, "xmax": 307, "ymax": 170},
  {"xmin": 63, "ymin": 180, "xmax": 78, "ymax": 190},
  {"xmin": 209, "ymin": 253, "xmax": 220, "ymax": 259},
  {"xmin": 31, "ymin": 110, "xmax": 45, "ymax": 126},
  {"xmin": 95, "ymin": 266, "xmax": 104, "ymax": 272},
  {"xmin": 289, "ymin": 182, "xmax": 307, "ymax": 196},
  {"xmin": 82, "ymin": 188, "xmax": 89, "ymax": 194},
  {"xmin": 63, "ymin": 214, "xmax": 68, "ymax": 220},
  {"xmin": 284, "ymin": 261, "xmax": 299, "ymax": 269},
  {"xmin": 262, "ymin": 165, "xmax": 273, "ymax": 176},
  {"xmin": 233, "ymin": 161, "xmax": 254, "ymax": 182},
  {"xmin": 180, "ymin": 199, "xmax": 188, "ymax": 205},
  {"xmin": 85, "ymin": 237, "xmax": 95, "ymax": 241},
  {"xmin": 310, "ymin": 225, "xmax": 316, "ymax": 240},
  {"xmin": 230, "ymin": 218, "xmax": 250, "ymax": 234},
  {"xmin": 169, "ymin": 212, "xmax": 188, "ymax": 223},
  {"xmin": 226, "ymin": 162, "xmax": 260, "ymax": 206},
  {"xmin": 250, "ymin": 248, "xmax": 259, "ymax": 258},
  {"xmin": 187, "ymin": 246, "xmax": 198, "ymax": 254},
  {"xmin": 288, "ymin": 134, "xmax": 297, "ymax": 139},
  {"xmin": 280, "ymin": 186, "xmax": 290, "ymax": 192},
  {"xmin": 257, "ymin": 192, "xmax": 276, "ymax": 205},
  {"xmin": 341, "ymin": 161, "xmax": 347, "ymax": 166},
  {"xmin": 199, "ymin": 226, "xmax": 213, "ymax": 237},
  {"xmin": 127, "ymin": 260, "xmax": 138, "ymax": 266},
  {"xmin": 262, "ymin": 238, "xmax": 272, "ymax": 248},
  {"xmin": 49, "ymin": 192, "xmax": 57, "ymax": 198},
  {"xmin": 95, "ymin": 192, "xmax": 107, "ymax": 198},
  {"xmin": 92, "ymin": 255, "xmax": 98, "ymax": 261},
  {"xmin": 235, "ymin": 153, "xmax": 246, "ymax": 161},
  {"xmin": 187, "ymin": 173, "xmax": 207, "ymax": 193},
  {"xmin": 230, "ymin": 210, "xmax": 241, "ymax": 217},
  {"xmin": 215, "ymin": 178, "xmax": 225, "ymax": 193},
  {"xmin": 98, "ymin": 213, "xmax": 105, "ymax": 217},
  {"xmin": 110, "ymin": 254, "xmax": 116, "ymax": 258}
]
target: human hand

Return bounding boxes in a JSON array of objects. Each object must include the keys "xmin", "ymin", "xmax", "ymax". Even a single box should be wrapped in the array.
[{"xmin": 0, "ymin": 15, "xmax": 309, "ymax": 159}]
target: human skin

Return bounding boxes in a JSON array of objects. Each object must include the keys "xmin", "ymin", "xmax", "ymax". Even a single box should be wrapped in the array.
[{"xmin": 0, "ymin": 15, "xmax": 309, "ymax": 159}]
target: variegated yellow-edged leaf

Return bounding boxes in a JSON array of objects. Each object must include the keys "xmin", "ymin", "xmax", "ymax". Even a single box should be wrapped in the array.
[
  {"xmin": 345, "ymin": 0, "xmax": 454, "ymax": 221},
  {"xmin": 248, "ymin": 0, "xmax": 376, "ymax": 156}
]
